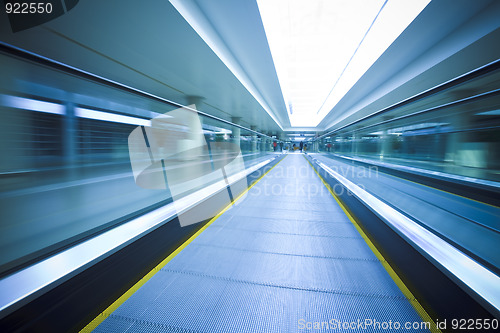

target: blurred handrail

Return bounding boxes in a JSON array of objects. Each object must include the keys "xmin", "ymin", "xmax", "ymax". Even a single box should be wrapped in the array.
[{"xmin": 0, "ymin": 41, "xmax": 275, "ymax": 140}]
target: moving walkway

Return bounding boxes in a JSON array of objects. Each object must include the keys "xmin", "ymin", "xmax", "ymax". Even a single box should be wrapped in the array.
[{"xmin": 86, "ymin": 154, "xmax": 437, "ymax": 333}]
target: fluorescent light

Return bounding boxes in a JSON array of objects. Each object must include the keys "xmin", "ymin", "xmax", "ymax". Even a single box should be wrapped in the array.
[
  {"xmin": 288, "ymin": 133, "xmax": 315, "ymax": 137},
  {"xmin": 202, "ymin": 124, "xmax": 232, "ymax": 134},
  {"xmin": 388, "ymin": 122, "xmax": 448, "ymax": 133},
  {"xmin": 75, "ymin": 107, "xmax": 151, "ymax": 127},
  {"xmin": 0, "ymin": 95, "xmax": 64, "ymax": 115},
  {"xmin": 0, "ymin": 95, "xmax": 155, "ymax": 127}
]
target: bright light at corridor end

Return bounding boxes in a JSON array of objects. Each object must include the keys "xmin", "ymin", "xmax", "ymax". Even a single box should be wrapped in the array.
[{"xmin": 257, "ymin": 0, "xmax": 431, "ymax": 127}]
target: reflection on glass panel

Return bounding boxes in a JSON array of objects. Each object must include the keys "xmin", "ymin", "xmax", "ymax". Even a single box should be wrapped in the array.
[
  {"xmin": 310, "ymin": 72, "xmax": 500, "ymax": 182},
  {"xmin": 0, "ymin": 52, "xmax": 280, "ymax": 274}
]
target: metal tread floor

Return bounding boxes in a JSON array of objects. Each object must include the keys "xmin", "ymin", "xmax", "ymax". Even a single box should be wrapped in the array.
[{"xmin": 93, "ymin": 154, "xmax": 430, "ymax": 332}]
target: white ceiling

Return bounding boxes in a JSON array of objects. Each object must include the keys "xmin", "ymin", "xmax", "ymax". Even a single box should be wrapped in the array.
[
  {"xmin": 175, "ymin": 0, "xmax": 500, "ymax": 134},
  {"xmin": 317, "ymin": 0, "xmax": 500, "ymax": 132},
  {"xmin": 256, "ymin": 0, "xmax": 431, "ymax": 127},
  {"xmin": 1, "ymin": 0, "xmax": 499, "ymax": 135}
]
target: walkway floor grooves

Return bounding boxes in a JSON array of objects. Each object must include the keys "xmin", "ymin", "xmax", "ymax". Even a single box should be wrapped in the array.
[{"xmin": 92, "ymin": 154, "xmax": 431, "ymax": 333}]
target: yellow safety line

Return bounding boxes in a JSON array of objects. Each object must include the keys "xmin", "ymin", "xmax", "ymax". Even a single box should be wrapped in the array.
[
  {"xmin": 80, "ymin": 155, "xmax": 287, "ymax": 332},
  {"xmin": 304, "ymin": 155, "xmax": 441, "ymax": 333}
]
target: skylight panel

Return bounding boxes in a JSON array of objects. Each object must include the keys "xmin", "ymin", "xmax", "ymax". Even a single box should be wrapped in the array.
[{"xmin": 257, "ymin": 0, "xmax": 431, "ymax": 127}]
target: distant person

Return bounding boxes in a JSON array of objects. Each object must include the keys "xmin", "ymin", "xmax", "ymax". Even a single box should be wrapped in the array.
[
  {"xmin": 273, "ymin": 141, "xmax": 277, "ymax": 151},
  {"xmin": 279, "ymin": 142, "xmax": 283, "ymax": 151},
  {"xmin": 292, "ymin": 144, "xmax": 296, "ymax": 151},
  {"xmin": 327, "ymin": 143, "xmax": 332, "ymax": 152},
  {"xmin": 299, "ymin": 141, "xmax": 304, "ymax": 152}
]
